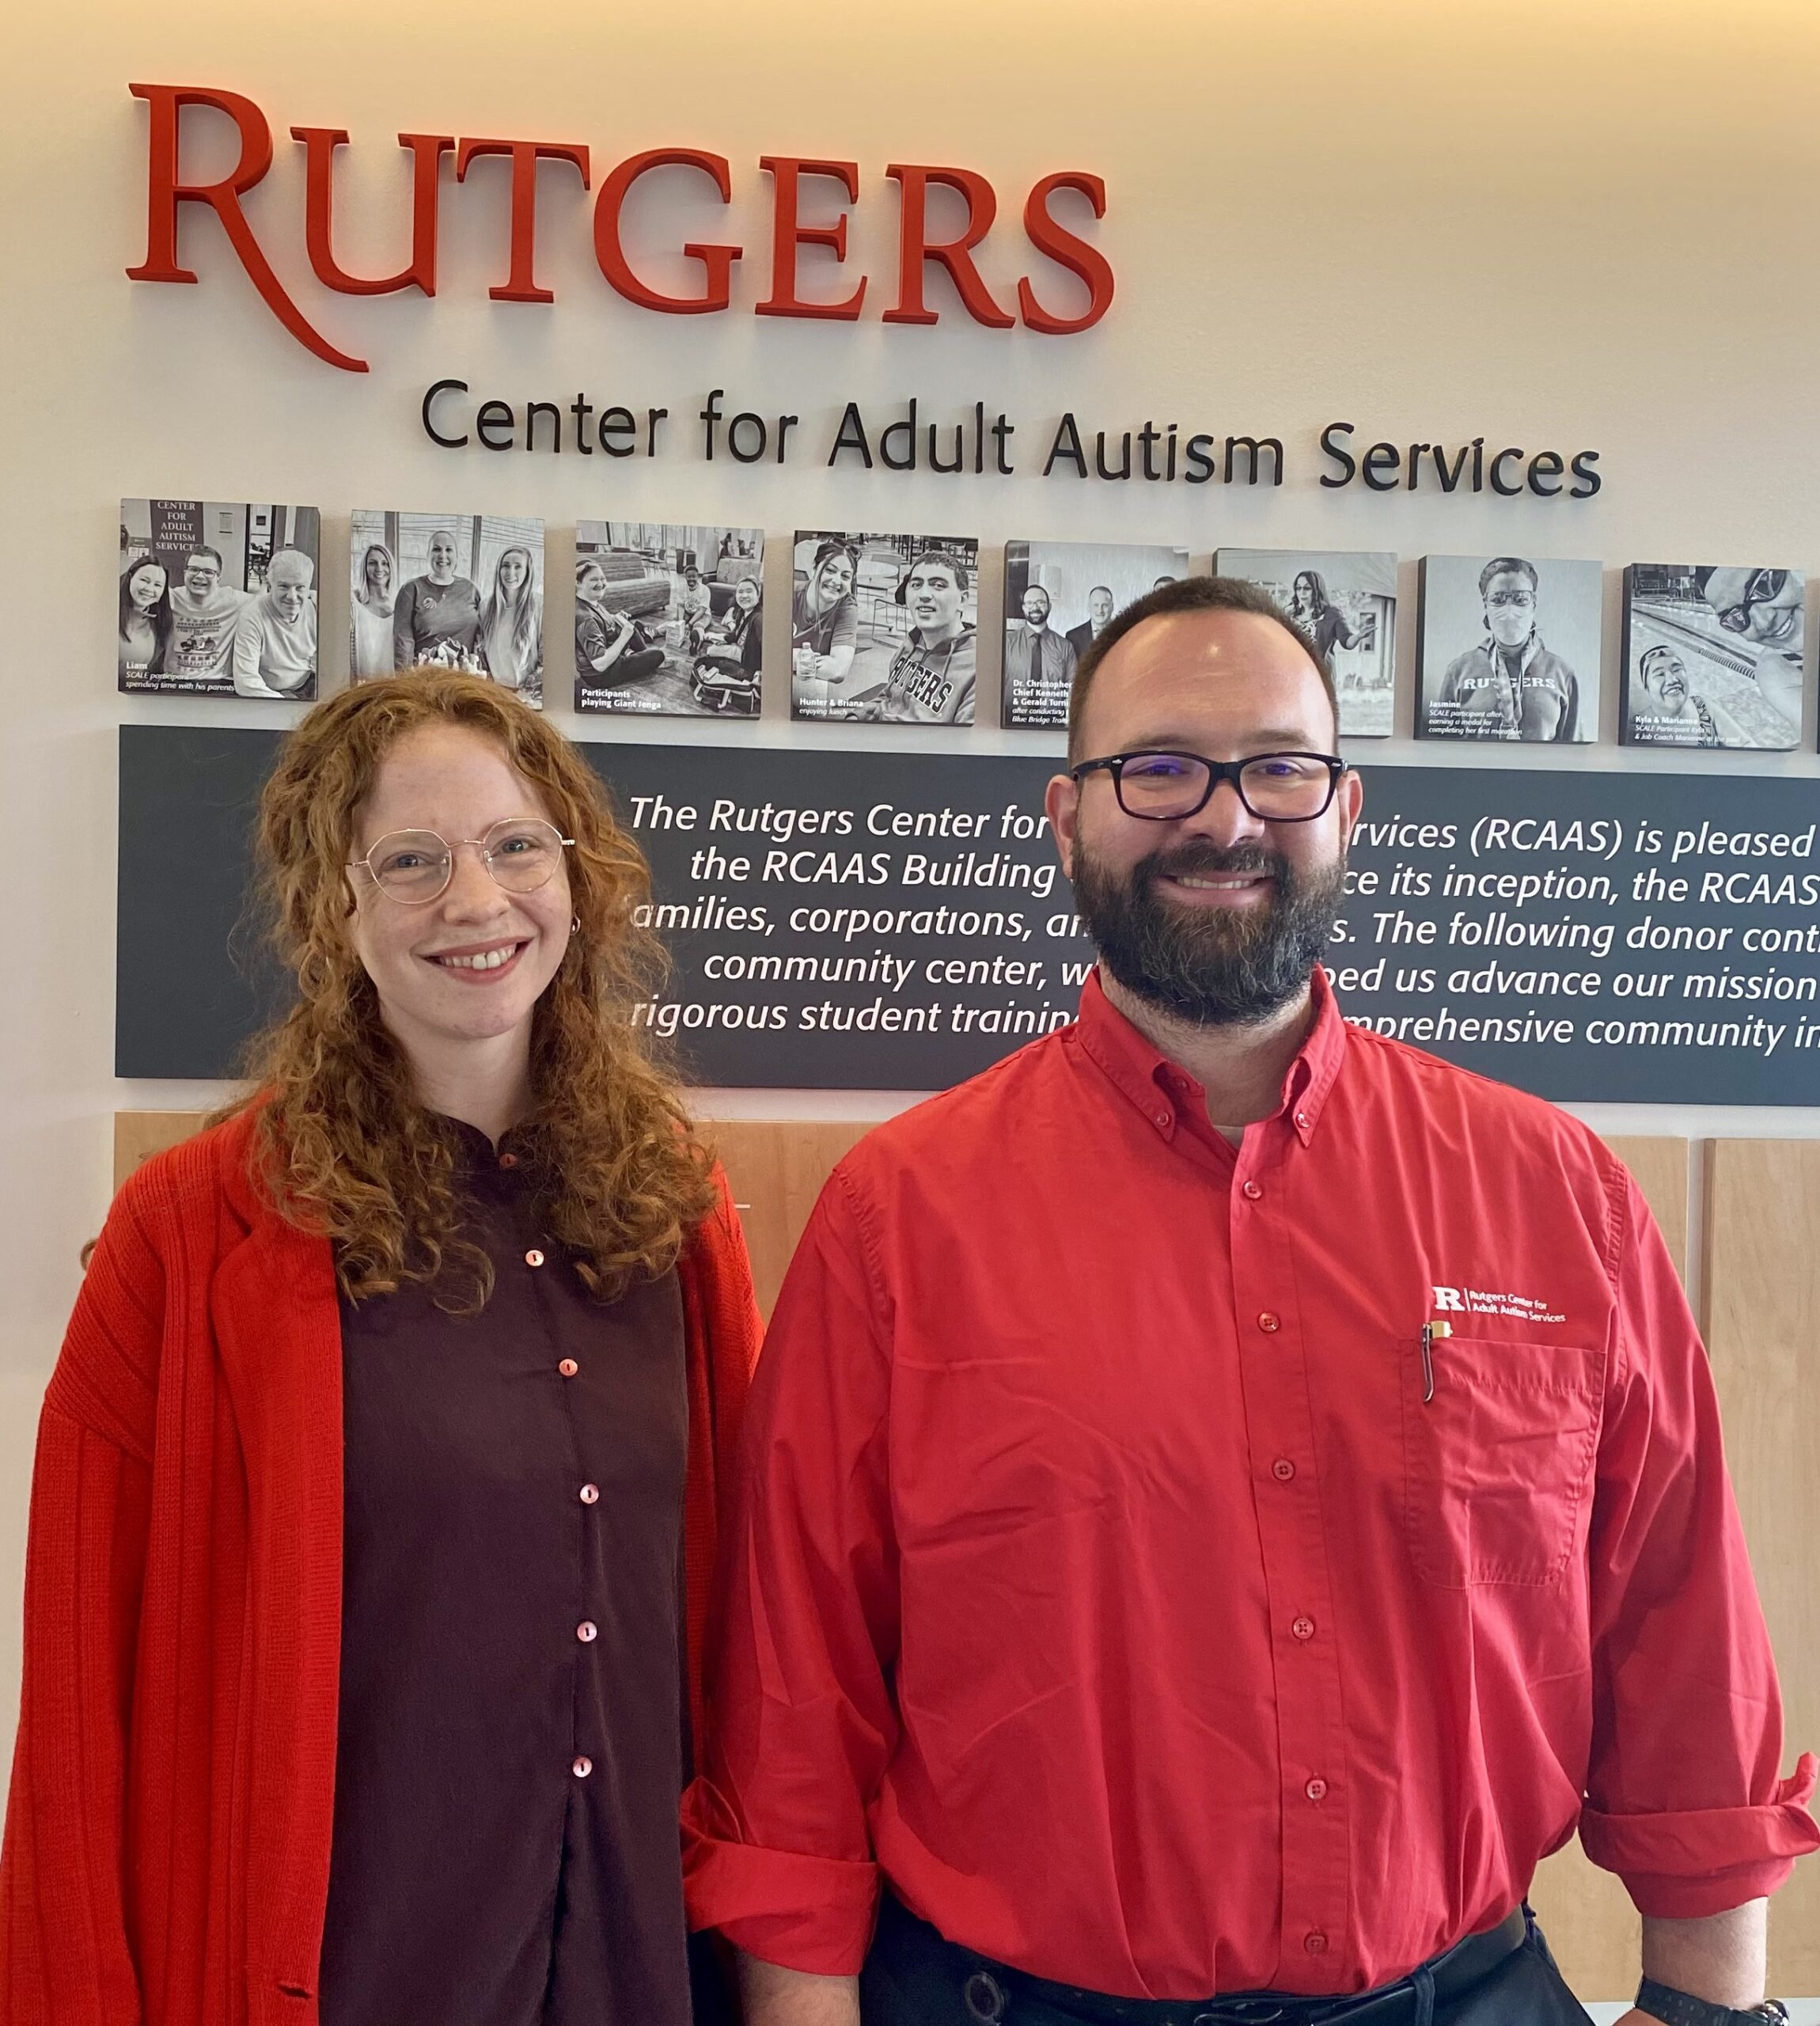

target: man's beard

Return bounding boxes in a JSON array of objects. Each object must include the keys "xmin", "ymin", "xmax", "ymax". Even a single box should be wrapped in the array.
[{"xmin": 1071, "ymin": 837, "xmax": 1346, "ymax": 1026}]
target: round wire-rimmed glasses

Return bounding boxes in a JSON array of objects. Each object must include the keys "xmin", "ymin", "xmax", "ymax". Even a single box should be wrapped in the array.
[
  {"xmin": 1069, "ymin": 749, "xmax": 1347, "ymax": 823},
  {"xmin": 347, "ymin": 818, "xmax": 577, "ymax": 905}
]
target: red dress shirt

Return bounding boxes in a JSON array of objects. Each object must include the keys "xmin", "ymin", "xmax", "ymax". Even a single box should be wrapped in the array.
[{"xmin": 682, "ymin": 970, "xmax": 1817, "ymax": 2000}]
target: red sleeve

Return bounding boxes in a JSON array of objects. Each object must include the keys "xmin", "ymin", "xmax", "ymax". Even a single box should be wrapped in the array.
[
  {"xmin": 680, "ymin": 1163, "xmax": 764, "ymax": 1759},
  {"xmin": 1578, "ymin": 1174, "xmax": 1819, "ymax": 1916},
  {"xmin": 1, "ymin": 1182, "xmax": 163, "ymax": 2023},
  {"xmin": 681, "ymin": 1166, "xmax": 897, "ymax": 1975}
]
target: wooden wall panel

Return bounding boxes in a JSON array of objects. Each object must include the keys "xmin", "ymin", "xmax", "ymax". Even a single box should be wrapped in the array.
[
  {"xmin": 1702, "ymin": 1141, "xmax": 1820, "ymax": 1994},
  {"xmin": 1606, "ymin": 1135, "xmax": 1689, "ymax": 1281},
  {"xmin": 114, "ymin": 1110, "xmax": 207, "ymax": 1191},
  {"xmin": 700, "ymin": 1120, "xmax": 870, "ymax": 1319}
]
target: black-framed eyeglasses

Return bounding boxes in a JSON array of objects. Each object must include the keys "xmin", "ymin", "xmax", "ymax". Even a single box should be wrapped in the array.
[
  {"xmin": 347, "ymin": 817, "xmax": 575, "ymax": 905},
  {"xmin": 1712, "ymin": 567, "xmax": 1788, "ymax": 634},
  {"xmin": 1069, "ymin": 749, "xmax": 1348, "ymax": 822}
]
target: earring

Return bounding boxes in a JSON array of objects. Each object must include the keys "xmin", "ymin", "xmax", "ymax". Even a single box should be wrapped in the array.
[{"xmin": 571, "ymin": 915, "xmax": 581, "ymax": 933}]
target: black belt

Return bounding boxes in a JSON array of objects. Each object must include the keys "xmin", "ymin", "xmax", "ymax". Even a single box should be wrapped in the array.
[{"xmin": 868, "ymin": 1891, "xmax": 1531, "ymax": 2026}]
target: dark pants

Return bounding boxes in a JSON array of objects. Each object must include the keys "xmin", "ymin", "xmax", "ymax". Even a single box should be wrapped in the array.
[
  {"xmin": 859, "ymin": 1895, "xmax": 1594, "ymax": 2026},
  {"xmin": 616, "ymin": 646, "xmax": 667, "ymax": 683}
]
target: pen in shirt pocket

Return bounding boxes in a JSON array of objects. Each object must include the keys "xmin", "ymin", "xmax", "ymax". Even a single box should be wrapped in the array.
[{"xmin": 1420, "ymin": 1319, "xmax": 1452, "ymax": 1404}]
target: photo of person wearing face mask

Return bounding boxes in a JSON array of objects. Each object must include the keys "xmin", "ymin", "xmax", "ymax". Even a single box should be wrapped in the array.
[
  {"xmin": 1420, "ymin": 553, "xmax": 1602, "ymax": 742},
  {"xmin": 1620, "ymin": 562, "xmax": 1805, "ymax": 749}
]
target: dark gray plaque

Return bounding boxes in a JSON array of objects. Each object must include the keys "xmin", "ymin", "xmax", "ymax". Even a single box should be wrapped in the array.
[{"xmin": 117, "ymin": 727, "xmax": 1820, "ymax": 1103}]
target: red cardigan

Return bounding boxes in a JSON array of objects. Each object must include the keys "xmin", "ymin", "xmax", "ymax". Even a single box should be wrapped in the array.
[{"xmin": 0, "ymin": 1108, "xmax": 761, "ymax": 2026}]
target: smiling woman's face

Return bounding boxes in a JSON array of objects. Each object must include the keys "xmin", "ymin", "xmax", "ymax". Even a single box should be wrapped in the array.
[
  {"xmin": 127, "ymin": 562, "xmax": 166, "ymax": 611},
  {"xmin": 347, "ymin": 725, "xmax": 572, "ymax": 1074},
  {"xmin": 816, "ymin": 552, "xmax": 854, "ymax": 603}
]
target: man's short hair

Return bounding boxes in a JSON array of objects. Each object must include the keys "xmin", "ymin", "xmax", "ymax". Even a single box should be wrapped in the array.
[
  {"xmin": 187, "ymin": 547, "xmax": 224, "ymax": 571},
  {"xmin": 267, "ymin": 545, "xmax": 314, "ymax": 582},
  {"xmin": 1478, "ymin": 556, "xmax": 1538, "ymax": 598},
  {"xmin": 895, "ymin": 547, "xmax": 971, "ymax": 601},
  {"xmin": 1066, "ymin": 575, "xmax": 1336, "ymax": 763},
  {"xmin": 1090, "ymin": 585, "xmax": 1113, "ymax": 601}
]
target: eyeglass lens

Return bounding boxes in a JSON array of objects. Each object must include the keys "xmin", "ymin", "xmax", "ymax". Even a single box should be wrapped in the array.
[
  {"xmin": 1115, "ymin": 753, "xmax": 1334, "ymax": 821},
  {"xmin": 364, "ymin": 820, "xmax": 567, "ymax": 902}
]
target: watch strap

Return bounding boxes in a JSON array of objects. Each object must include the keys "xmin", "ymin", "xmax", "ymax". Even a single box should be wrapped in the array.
[{"xmin": 1636, "ymin": 1978, "xmax": 1788, "ymax": 2026}]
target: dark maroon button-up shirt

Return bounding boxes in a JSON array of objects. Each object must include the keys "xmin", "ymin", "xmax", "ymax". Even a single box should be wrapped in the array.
[{"xmin": 320, "ymin": 1120, "xmax": 690, "ymax": 2026}]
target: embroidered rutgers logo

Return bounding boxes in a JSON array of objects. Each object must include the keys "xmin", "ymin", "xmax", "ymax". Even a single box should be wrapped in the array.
[{"xmin": 1431, "ymin": 1284, "xmax": 1568, "ymax": 1325}]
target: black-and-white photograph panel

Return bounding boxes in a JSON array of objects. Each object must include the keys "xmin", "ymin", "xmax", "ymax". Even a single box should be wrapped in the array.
[
  {"xmin": 791, "ymin": 531, "xmax": 980, "ymax": 724},
  {"xmin": 1002, "ymin": 541, "xmax": 1189, "ymax": 728},
  {"xmin": 1416, "ymin": 554, "xmax": 1602, "ymax": 742},
  {"xmin": 573, "ymin": 524, "xmax": 765, "ymax": 717},
  {"xmin": 1620, "ymin": 564, "xmax": 1804, "ymax": 750},
  {"xmin": 118, "ymin": 499, "xmax": 320, "ymax": 699},
  {"xmin": 1216, "ymin": 548, "xmax": 1397, "ymax": 738},
  {"xmin": 350, "ymin": 510, "xmax": 546, "ymax": 706}
]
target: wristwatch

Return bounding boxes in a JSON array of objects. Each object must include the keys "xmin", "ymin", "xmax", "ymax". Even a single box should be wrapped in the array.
[{"xmin": 1636, "ymin": 1979, "xmax": 1788, "ymax": 2026}]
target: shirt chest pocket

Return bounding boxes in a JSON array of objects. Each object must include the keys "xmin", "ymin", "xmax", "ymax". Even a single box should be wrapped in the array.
[{"xmin": 1400, "ymin": 1333, "xmax": 1606, "ymax": 1587}]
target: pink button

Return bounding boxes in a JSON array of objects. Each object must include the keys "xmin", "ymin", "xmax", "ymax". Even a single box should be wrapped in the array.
[
  {"xmin": 1291, "ymin": 1615, "xmax": 1316, "ymax": 1641},
  {"xmin": 572, "ymin": 1755, "xmax": 593, "ymax": 1777},
  {"xmin": 1242, "ymin": 1180, "xmax": 1263, "ymax": 1201},
  {"xmin": 525, "ymin": 1249, "xmax": 545, "ymax": 1268},
  {"xmin": 579, "ymin": 1484, "xmax": 600, "ymax": 1505},
  {"xmin": 1257, "ymin": 1311, "xmax": 1280, "ymax": 1334},
  {"xmin": 577, "ymin": 1621, "xmax": 597, "ymax": 1643},
  {"xmin": 1295, "ymin": 1110, "xmax": 1311, "ymax": 1129},
  {"xmin": 1272, "ymin": 1459, "xmax": 1296, "ymax": 1482},
  {"xmin": 1305, "ymin": 1777, "xmax": 1328, "ymax": 1801},
  {"xmin": 558, "ymin": 1359, "xmax": 578, "ymax": 1378},
  {"xmin": 499, "ymin": 1151, "xmax": 520, "ymax": 1170},
  {"xmin": 1305, "ymin": 1932, "xmax": 1328, "ymax": 1955}
]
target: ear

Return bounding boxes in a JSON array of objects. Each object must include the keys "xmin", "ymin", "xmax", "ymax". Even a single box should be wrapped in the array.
[{"xmin": 1046, "ymin": 769, "xmax": 1083, "ymax": 880}]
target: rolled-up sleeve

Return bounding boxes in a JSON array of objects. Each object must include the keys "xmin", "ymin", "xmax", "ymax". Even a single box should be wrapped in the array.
[
  {"xmin": 682, "ymin": 1167, "xmax": 899, "ymax": 1973},
  {"xmin": 1579, "ymin": 1174, "xmax": 1819, "ymax": 1916}
]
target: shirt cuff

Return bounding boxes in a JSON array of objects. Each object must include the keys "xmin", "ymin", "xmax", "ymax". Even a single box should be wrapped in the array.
[
  {"xmin": 682, "ymin": 1788, "xmax": 881, "ymax": 1975},
  {"xmin": 1579, "ymin": 1754, "xmax": 1820, "ymax": 1918}
]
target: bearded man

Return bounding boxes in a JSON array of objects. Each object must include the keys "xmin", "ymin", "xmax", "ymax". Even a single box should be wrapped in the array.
[{"xmin": 684, "ymin": 578, "xmax": 1815, "ymax": 2026}]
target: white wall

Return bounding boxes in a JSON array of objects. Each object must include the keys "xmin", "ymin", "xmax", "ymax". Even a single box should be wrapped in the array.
[{"xmin": 4, "ymin": 0, "xmax": 1820, "ymax": 1941}]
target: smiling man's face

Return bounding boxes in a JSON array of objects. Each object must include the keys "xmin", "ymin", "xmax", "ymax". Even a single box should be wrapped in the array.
[
  {"xmin": 1045, "ymin": 607, "xmax": 1359, "ymax": 1025},
  {"xmin": 904, "ymin": 559, "xmax": 964, "ymax": 639}
]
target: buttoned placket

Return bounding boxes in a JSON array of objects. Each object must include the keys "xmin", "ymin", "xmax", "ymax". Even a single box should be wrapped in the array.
[
  {"xmin": 1227, "ymin": 1088, "xmax": 1352, "ymax": 1987},
  {"xmin": 501, "ymin": 1148, "xmax": 603, "ymax": 1792}
]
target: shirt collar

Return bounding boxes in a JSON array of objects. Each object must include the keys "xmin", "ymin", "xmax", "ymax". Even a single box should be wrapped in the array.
[{"xmin": 1073, "ymin": 966, "xmax": 1347, "ymax": 1148}]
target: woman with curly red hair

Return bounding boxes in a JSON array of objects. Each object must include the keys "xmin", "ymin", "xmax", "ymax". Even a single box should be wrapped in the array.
[{"xmin": 2, "ymin": 671, "xmax": 760, "ymax": 2026}]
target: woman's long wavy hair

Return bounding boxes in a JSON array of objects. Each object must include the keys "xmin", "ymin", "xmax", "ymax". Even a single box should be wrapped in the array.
[{"xmin": 230, "ymin": 670, "xmax": 715, "ymax": 1310}]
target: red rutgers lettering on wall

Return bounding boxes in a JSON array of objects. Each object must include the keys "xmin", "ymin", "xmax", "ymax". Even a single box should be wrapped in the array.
[{"xmin": 126, "ymin": 84, "xmax": 1116, "ymax": 372}]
